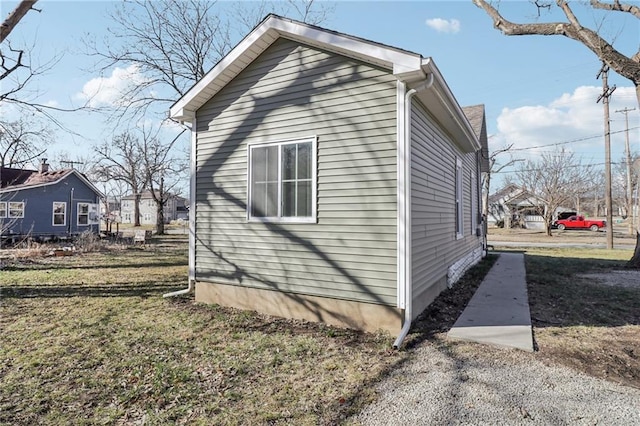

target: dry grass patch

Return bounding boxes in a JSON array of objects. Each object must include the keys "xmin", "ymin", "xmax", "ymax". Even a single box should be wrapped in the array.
[
  {"xmin": 0, "ymin": 238, "xmax": 405, "ymax": 425},
  {"xmin": 519, "ymin": 247, "xmax": 640, "ymax": 389}
]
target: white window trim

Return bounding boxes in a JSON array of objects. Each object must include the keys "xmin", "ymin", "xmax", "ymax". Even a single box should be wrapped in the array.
[
  {"xmin": 77, "ymin": 202, "xmax": 90, "ymax": 226},
  {"xmin": 8, "ymin": 201, "xmax": 25, "ymax": 219},
  {"xmin": 455, "ymin": 158, "xmax": 464, "ymax": 239},
  {"xmin": 247, "ymin": 136, "xmax": 317, "ymax": 223},
  {"xmin": 52, "ymin": 201, "xmax": 66, "ymax": 226},
  {"xmin": 0, "ymin": 201, "xmax": 6, "ymax": 218}
]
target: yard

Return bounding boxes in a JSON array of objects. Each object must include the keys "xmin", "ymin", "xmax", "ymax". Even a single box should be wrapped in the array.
[{"xmin": 1, "ymin": 234, "xmax": 638, "ymax": 424}]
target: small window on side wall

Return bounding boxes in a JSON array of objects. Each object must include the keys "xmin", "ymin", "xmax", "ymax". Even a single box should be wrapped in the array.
[
  {"xmin": 77, "ymin": 203, "xmax": 90, "ymax": 226},
  {"xmin": 8, "ymin": 202, "xmax": 24, "ymax": 218},
  {"xmin": 0, "ymin": 201, "xmax": 6, "ymax": 218},
  {"xmin": 455, "ymin": 158, "xmax": 463, "ymax": 238},
  {"xmin": 53, "ymin": 202, "xmax": 66, "ymax": 226},
  {"xmin": 248, "ymin": 137, "xmax": 317, "ymax": 223}
]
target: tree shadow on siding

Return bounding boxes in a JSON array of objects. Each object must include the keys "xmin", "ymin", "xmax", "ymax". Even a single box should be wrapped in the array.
[{"xmin": 195, "ymin": 45, "xmax": 401, "ymax": 327}]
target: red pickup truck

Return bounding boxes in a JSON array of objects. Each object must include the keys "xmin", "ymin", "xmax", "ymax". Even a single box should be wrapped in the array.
[{"xmin": 555, "ymin": 215, "xmax": 606, "ymax": 232}]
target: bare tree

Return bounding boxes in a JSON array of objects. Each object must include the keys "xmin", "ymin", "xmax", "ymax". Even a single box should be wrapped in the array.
[
  {"xmin": 473, "ymin": 0, "xmax": 640, "ymax": 104},
  {"xmin": 232, "ymin": 0, "xmax": 335, "ymax": 35},
  {"xmin": 513, "ymin": 149, "xmax": 595, "ymax": 236},
  {"xmin": 2, "ymin": 0, "xmax": 96, "ymax": 133},
  {"xmin": 50, "ymin": 152, "xmax": 95, "ymax": 175},
  {"xmin": 0, "ymin": 118, "xmax": 51, "ymax": 169},
  {"xmin": 474, "ymin": 0, "xmax": 640, "ymax": 263},
  {"xmin": 93, "ymin": 132, "xmax": 145, "ymax": 227},
  {"xmin": 613, "ymin": 152, "xmax": 639, "ymax": 219},
  {"xmin": 139, "ymin": 127, "xmax": 189, "ymax": 234},
  {"xmin": 84, "ymin": 0, "xmax": 333, "ymax": 123},
  {"xmin": 1, "ymin": 0, "xmax": 39, "ymax": 43},
  {"xmin": 482, "ymin": 143, "xmax": 522, "ymax": 220}
]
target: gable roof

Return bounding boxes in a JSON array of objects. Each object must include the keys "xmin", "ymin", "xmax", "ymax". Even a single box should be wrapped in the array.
[
  {"xmin": 0, "ymin": 167, "xmax": 103, "ymax": 197},
  {"xmin": 462, "ymin": 104, "xmax": 490, "ymax": 172},
  {"xmin": 1, "ymin": 167, "xmax": 37, "ymax": 188},
  {"xmin": 488, "ymin": 184, "xmax": 544, "ymax": 207},
  {"xmin": 170, "ymin": 14, "xmax": 480, "ymax": 152}
]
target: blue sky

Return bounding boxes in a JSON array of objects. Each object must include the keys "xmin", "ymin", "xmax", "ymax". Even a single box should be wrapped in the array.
[{"xmin": 3, "ymin": 0, "xmax": 639, "ymax": 190}]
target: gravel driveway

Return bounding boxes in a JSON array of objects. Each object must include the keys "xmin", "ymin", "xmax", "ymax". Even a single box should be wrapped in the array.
[{"xmin": 351, "ymin": 341, "xmax": 640, "ymax": 425}]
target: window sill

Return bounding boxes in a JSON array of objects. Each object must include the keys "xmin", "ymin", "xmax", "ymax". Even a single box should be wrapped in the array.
[{"xmin": 248, "ymin": 217, "xmax": 317, "ymax": 224}]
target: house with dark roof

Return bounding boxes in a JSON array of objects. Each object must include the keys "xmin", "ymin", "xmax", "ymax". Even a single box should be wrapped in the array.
[
  {"xmin": 1, "ymin": 159, "xmax": 102, "ymax": 242},
  {"xmin": 168, "ymin": 15, "xmax": 489, "ymax": 346}
]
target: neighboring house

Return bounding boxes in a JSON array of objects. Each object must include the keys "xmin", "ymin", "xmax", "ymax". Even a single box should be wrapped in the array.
[
  {"xmin": 487, "ymin": 184, "xmax": 547, "ymax": 229},
  {"xmin": 169, "ymin": 15, "xmax": 488, "ymax": 343},
  {"xmin": 120, "ymin": 191, "xmax": 187, "ymax": 225},
  {"xmin": 0, "ymin": 159, "xmax": 102, "ymax": 241}
]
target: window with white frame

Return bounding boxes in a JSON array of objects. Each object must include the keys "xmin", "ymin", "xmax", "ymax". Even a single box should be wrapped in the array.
[
  {"xmin": 144, "ymin": 213, "xmax": 151, "ymax": 222},
  {"xmin": 0, "ymin": 202, "xmax": 6, "ymax": 218},
  {"xmin": 9, "ymin": 202, "xmax": 24, "ymax": 218},
  {"xmin": 53, "ymin": 202, "xmax": 66, "ymax": 226},
  {"xmin": 77, "ymin": 203, "xmax": 90, "ymax": 225},
  {"xmin": 455, "ymin": 158, "xmax": 463, "ymax": 238},
  {"xmin": 248, "ymin": 137, "xmax": 316, "ymax": 222},
  {"xmin": 471, "ymin": 168, "xmax": 477, "ymax": 234}
]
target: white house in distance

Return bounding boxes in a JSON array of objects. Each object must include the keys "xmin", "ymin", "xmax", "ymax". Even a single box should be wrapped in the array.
[
  {"xmin": 120, "ymin": 191, "xmax": 188, "ymax": 225},
  {"xmin": 169, "ymin": 15, "xmax": 489, "ymax": 346}
]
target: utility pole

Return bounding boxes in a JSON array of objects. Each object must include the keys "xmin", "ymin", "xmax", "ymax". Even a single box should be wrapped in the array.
[
  {"xmin": 615, "ymin": 107, "xmax": 636, "ymax": 235},
  {"xmin": 597, "ymin": 63, "xmax": 616, "ymax": 250}
]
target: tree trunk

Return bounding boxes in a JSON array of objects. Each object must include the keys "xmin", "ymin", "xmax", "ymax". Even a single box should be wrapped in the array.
[
  {"xmin": 628, "ymin": 232, "xmax": 640, "ymax": 268},
  {"xmin": 156, "ymin": 202, "xmax": 165, "ymax": 235},
  {"xmin": 134, "ymin": 193, "xmax": 141, "ymax": 227}
]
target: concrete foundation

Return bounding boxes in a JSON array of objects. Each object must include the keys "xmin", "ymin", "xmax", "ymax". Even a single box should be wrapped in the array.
[{"xmin": 195, "ymin": 281, "xmax": 403, "ymax": 334}]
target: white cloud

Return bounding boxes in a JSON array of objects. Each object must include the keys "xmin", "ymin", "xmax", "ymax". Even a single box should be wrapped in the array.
[
  {"xmin": 492, "ymin": 85, "xmax": 639, "ymax": 162},
  {"xmin": 425, "ymin": 18, "xmax": 461, "ymax": 34},
  {"xmin": 76, "ymin": 65, "xmax": 150, "ymax": 108}
]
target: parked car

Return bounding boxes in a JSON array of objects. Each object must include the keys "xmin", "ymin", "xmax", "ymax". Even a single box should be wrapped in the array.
[{"xmin": 554, "ymin": 215, "xmax": 606, "ymax": 231}]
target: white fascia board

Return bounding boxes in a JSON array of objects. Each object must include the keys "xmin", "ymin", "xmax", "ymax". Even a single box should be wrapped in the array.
[
  {"xmin": 422, "ymin": 59, "xmax": 481, "ymax": 152},
  {"xmin": 269, "ymin": 17, "xmax": 422, "ymax": 74},
  {"xmin": 170, "ymin": 24, "xmax": 280, "ymax": 121},
  {"xmin": 169, "ymin": 15, "xmax": 425, "ymax": 121}
]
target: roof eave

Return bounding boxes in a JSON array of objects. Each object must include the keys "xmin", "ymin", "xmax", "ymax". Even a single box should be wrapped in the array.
[
  {"xmin": 415, "ymin": 60, "xmax": 482, "ymax": 153},
  {"xmin": 170, "ymin": 15, "xmax": 424, "ymax": 123}
]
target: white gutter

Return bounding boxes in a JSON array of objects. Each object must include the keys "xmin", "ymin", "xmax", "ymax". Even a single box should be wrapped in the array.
[
  {"xmin": 393, "ymin": 72, "xmax": 434, "ymax": 349},
  {"xmin": 163, "ymin": 119, "xmax": 197, "ymax": 298}
]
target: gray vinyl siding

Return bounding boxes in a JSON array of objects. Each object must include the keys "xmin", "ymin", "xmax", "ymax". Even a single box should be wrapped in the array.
[
  {"xmin": 194, "ymin": 38, "xmax": 398, "ymax": 305},
  {"xmin": 410, "ymin": 99, "xmax": 482, "ymax": 300}
]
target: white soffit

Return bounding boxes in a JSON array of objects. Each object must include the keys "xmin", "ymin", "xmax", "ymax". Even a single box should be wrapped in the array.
[{"xmin": 169, "ymin": 15, "xmax": 424, "ymax": 122}]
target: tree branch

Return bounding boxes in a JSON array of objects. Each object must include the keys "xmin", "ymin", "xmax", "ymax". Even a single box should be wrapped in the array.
[
  {"xmin": 0, "ymin": 0, "xmax": 39, "ymax": 43},
  {"xmin": 472, "ymin": 0, "xmax": 640, "ymax": 87},
  {"xmin": 590, "ymin": 0, "xmax": 640, "ymax": 18}
]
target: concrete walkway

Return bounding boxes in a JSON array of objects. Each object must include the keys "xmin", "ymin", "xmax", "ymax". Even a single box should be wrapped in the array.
[{"xmin": 448, "ymin": 252, "xmax": 534, "ymax": 351}]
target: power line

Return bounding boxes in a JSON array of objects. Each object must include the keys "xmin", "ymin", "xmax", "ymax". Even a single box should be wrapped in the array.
[
  {"xmin": 492, "ymin": 159, "xmax": 629, "ymax": 174},
  {"xmin": 505, "ymin": 126, "xmax": 639, "ymax": 152}
]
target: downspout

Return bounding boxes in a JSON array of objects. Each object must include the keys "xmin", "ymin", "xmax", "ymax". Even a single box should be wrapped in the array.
[
  {"xmin": 393, "ymin": 73, "xmax": 434, "ymax": 349},
  {"xmin": 163, "ymin": 118, "xmax": 196, "ymax": 298}
]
